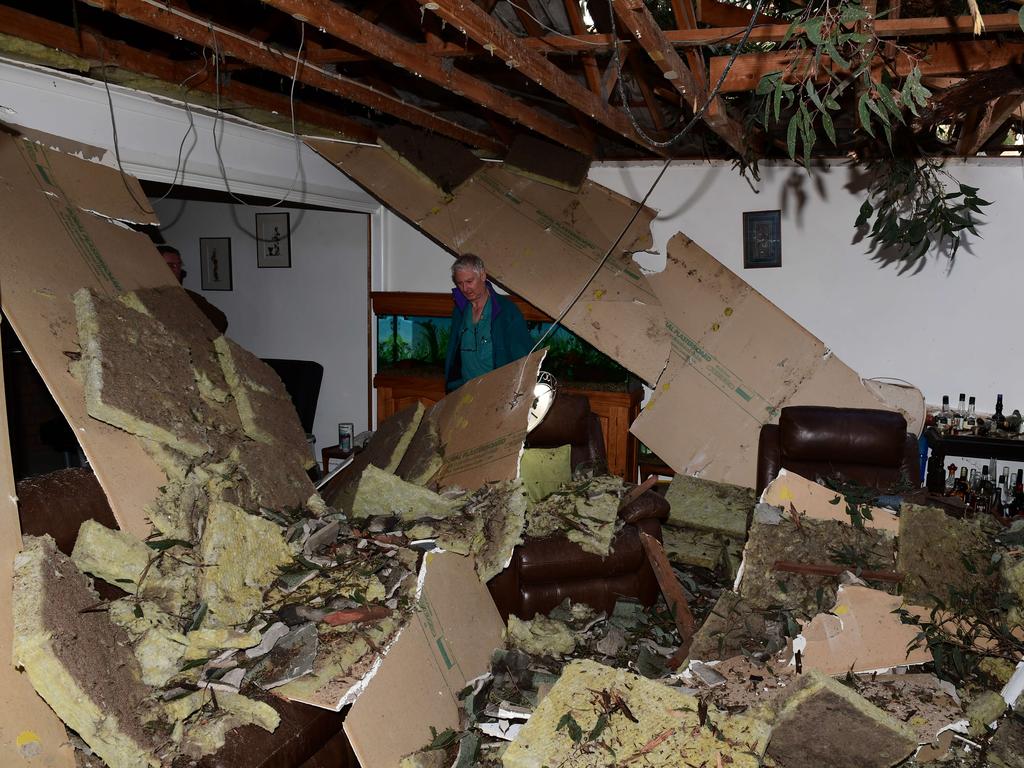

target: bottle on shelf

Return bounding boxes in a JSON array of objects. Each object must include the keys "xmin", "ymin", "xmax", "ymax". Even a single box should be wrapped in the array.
[
  {"xmin": 954, "ymin": 466, "xmax": 969, "ymax": 499},
  {"xmin": 995, "ymin": 394, "xmax": 1005, "ymax": 431},
  {"xmin": 1013, "ymin": 470, "xmax": 1024, "ymax": 515},
  {"xmin": 955, "ymin": 393, "xmax": 967, "ymax": 432},
  {"xmin": 965, "ymin": 396, "xmax": 978, "ymax": 434},
  {"xmin": 937, "ymin": 395, "xmax": 951, "ymax": 433},
  {"xmin": 946, "ymin": 463, "xmax": 958, "ymax": 491}
]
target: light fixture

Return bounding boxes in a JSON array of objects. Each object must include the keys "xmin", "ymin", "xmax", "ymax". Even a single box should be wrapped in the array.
[{"xmin": 526, "ymin": 371, "xmax": 558, "ymax": 433}]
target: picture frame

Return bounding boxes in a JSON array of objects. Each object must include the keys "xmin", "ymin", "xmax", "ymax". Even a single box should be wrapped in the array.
[
  {"xmin": 199, "ymin": 237, "xmax": 233, "ymax": 291},
  {"xmin": 742, "ymin": 210, "xmax": 782, "ymax": 269},
  {"xmin": 256, "ymin": 212, "xmax": 291, "ymax": 268}
]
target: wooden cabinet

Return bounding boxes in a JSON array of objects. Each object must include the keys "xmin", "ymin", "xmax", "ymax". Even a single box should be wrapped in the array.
[{"xmin": 374, "ymin": 371, "xmax": 642, "ymax": 481}]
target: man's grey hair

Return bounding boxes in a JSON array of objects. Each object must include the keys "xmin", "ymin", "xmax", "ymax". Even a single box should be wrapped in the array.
[{"xmin": 451, "ymin": 253, "xmax": 486, "ymax": 280}]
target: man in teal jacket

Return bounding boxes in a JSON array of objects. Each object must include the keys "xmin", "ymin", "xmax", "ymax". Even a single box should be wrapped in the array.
[{"xmin": 444, "ymin": 254, "xmax": 533, "ymax": 392}]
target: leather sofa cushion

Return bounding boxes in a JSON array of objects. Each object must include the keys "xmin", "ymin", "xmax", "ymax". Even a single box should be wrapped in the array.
[
  {"xmin": 780, "ymin": 406, "xmax": 907, "ymax": 467},
  {"xmin": 517, "ymin": 524, "xmax": 646, "ymax": 583}
]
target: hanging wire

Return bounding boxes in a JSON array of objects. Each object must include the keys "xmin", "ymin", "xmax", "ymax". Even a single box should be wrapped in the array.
[
  {"xmin": 207, "ymin": 20, "xmax": 309, "ymax": 240},
  {"xmin": 607, "ymin": 0, "xmax": 770, "ymax": 148},
  {"xmin": 503, "ymin": 0, "xmax": 606, "ymax": 44},
  {"xmin": 509, "ymin": 0, "xmax": 770, "ymax": 402},
  {"xmin": 153, "ymin": 47, "xmax": 209, "ymax": 202},
  {"xmin": 97, "ymin": 46, "xmax": 157, "ymax": 216}
]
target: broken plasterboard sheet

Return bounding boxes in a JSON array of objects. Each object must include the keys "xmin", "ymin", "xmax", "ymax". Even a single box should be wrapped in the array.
[
  {"xmin": 0, "ymin": 344, "xmax": 75, "ymax": 768},
  {"xmin": 630, "ymin": 233, "xmax": 895, "ymax": 487},
  {"xmin": 760, "ymin": 469, "xmax": 899, "ymax": 535},
  {"xmin": 343, "ymin": 552, "xmax": 504, "ymax": 768},
  {"xmin": 792, "ymin": 585, "xmax": 933, "ymax": 675},
  {"xmin": 0, "ymin": 130, "xmax": 174, "ymax": 537},
  {"xmin": 307, "ymin": 139, "xmax": 669, "ymax": 385},
  {"xmin": 864, "ymin": 379, "xmax": 926, "ymax": 436},
  {"xmin": 434, "ymin": 351, "xmax": 547, "ymax": 490}
]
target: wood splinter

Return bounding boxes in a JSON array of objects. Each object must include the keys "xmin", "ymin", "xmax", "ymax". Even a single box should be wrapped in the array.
[
  {"xmin": 639, "ymin": 532, "xmax": 697, "ymax": 669},
  {"xmin": 322, "ymin": 605, "xmax": 392, "ymax": 626}
]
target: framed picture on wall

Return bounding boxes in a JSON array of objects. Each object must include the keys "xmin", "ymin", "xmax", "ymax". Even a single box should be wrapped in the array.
[
  {"xmin": 742, "ymin": 210, "xmax": 782, "ymax": 269},
  {"xmin": 256, "ymin": 212, "xmax": 291, "ymax": 268},
  {"xmin": 199, "ymin": 237, "xmax": 233, "ymax": 291}
]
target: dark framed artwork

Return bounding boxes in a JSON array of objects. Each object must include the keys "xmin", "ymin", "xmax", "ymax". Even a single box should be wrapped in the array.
[
  {"xmin": 199, "ymin": 237, "xmax": 233, "ymax": 290},
  {"xmin": 742, "ymin": 210, "xmax": 782, "ymax": 269},
  {"xmin": 256, "ymin": 212, "xmax": 291, "ymax": 268}
]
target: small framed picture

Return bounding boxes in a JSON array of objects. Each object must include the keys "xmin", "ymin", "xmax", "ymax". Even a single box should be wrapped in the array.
[
  {"xmin": 199, "ymin": 237, "xmax": 233, "ymax": 291},
  {"xmin": 742, "ymin": 210, "xmax": 782, "ymax": 269},
  {"xmin": 256, "ymin": 212, "xmax": 291, "ymax": 268}
]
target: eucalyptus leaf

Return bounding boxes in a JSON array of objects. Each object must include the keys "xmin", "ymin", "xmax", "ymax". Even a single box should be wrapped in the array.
[
  {"xmin": 821, "ymin": 110, "xmax": 837, "ymax": 145},
  {"xmin": 857, "ymin": 92, "xmax": 875, "ymax": 136}
]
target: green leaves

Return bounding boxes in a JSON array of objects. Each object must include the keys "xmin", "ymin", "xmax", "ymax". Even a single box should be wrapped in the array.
[
  {"xmin": 556, "ymin": 712, "xmax": 584, "ymax": 743},
  {"xmin": 856, "ymin": 157, "xmax": 992, "ymax": 271}
]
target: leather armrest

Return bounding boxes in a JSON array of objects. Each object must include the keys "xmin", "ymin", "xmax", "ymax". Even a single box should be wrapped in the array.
[
  {"xmin": 756, "ymin": 424, "xmax": 782, "ymax": 497},
  {"xmin": 618, "ymin": 489, "xmax": 669, "ymax": 525}
]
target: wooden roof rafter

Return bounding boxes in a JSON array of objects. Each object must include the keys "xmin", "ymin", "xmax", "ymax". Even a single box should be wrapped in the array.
[
  {"xmin": 261, "ymin": 0, "xmax": 596, "ymax": 154},
  {"xmin": 610, "ymin": 0, "xmax": 747, "ymax": 154},
  {"xmin": 78, "ymin": 0, "xmax": 504, "ymax": 152},
  {"xmin": 413, "ymin": 0, "xmax": 666, "ymax": 155}
]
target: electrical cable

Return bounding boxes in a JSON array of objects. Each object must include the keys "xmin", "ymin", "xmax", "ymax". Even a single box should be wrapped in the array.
[
  {"xmin": 503, "ymin": 0, "xmax": 606, "ymax": 44},
  {"xmin": 97, "ymin": 47, "xmax": 157, "ymax": 216},
  {"xmin": 153, "ymin": 47, "xmax": 208, "ymax": 203},
  {"xmin": 208, "ymin": 21, "xmax": 310, "ymax": 240}
]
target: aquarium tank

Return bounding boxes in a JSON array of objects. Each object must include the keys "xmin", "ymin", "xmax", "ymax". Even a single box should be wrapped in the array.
[{"xmin": 376, "ymin": 314, "xmax": 630, "ymax": 384}]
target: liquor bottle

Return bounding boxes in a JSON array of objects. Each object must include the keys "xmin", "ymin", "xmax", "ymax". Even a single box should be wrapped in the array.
[
  {"xmin": 955, "ymin": 466, "xmax": 969, "ymax": 499},
  {"xmin": 979, "ymin": 466, "xmax": 993, "ymax": 513},
  {"xmin": 965, "ymin": 396, "xmax": 977, "ymax": 434},
  {"xmin": 955, "ymin": 393, "xmax": 967, "ymax": 432},
  {"xmin": 1013, "ymin": 470, "xmax": 1024, "ymax": 515},
  {"xmin": 946, "ymin": 463, "xmax": 958, "ymax": 491},
  {"xmin": 995, "ymin": 394, "xmax": 1004, "ymax": 430},
  {"xmin": 937, "ymin": 395, "xmax": 951, "ymax": 433}
]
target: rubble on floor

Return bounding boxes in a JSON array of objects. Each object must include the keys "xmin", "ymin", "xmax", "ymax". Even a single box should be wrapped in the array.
[
  {"xmin": 766, "ymin": 670, "xmax": 918, "ymax": 768},
  {"xmin": 662, "ymin": 474, "xmax": 753, "ymax": 577}
]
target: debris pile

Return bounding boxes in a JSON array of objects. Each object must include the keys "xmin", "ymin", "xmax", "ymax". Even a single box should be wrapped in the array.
[
  {"xmin": 401, "ymin": 469, "xmax": 1024, "ymax": 767},
  {"xmin": 12, "ymin": 286, "xmax": 427, "ymax": 765}
]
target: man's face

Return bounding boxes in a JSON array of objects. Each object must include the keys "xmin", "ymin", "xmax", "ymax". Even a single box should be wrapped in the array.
[
  {"xmin": 454, "ymin": 268, "xmax": 486, "ymax": 303},
  {"xmin": 162, "ymin": 250, "xmax": 184, "ymax": 284}
]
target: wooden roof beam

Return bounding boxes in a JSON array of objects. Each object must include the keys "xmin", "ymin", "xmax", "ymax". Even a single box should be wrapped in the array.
[
  {"xmin": 80, "ymin": 0, "xmax": 503, "ymax": 152},
  {"xmin": 0, "ymin": 5, "xmax": 377, "ymax": 142},
  {"xmin": 263, "ymin": 11, "xmax": 1024, "ymax": 65},
  {"xmin": 422, "ymin": 12, "xmax": 1024, "ymax": 57},
  {"xmin": 412, "ymin": 0, "xmax": 663, "ymax": 155},
  {"xmin": 262, "ymin": 0, "xmax": 595, "ymax": 154},
  {"xmin": 957, "ymin": 94, "xmax": 1024, "ymax": 155},
  {"xmin": 611, "ymin": 0, "xmax": 747, "ymax": 155},
  {"xmin": 563, "ymin": 0, "xmax": 603, "ymax": 96},
  {"xmin": 709, "ymin": 40, "xmax": 1024, "ymax": 93}
]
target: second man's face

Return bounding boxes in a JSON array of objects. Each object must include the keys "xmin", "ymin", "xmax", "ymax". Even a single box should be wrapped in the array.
[{"xmin": 454, "ymin": 269, "xmax": 487, "ymax": 303}]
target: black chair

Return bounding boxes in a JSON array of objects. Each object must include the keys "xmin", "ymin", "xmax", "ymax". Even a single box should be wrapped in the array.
[{"xmin": 260, "ymin": 358, "xmax": 324, "ymax": 436}]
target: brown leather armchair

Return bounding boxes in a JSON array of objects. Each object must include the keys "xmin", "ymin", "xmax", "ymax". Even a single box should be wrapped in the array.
[
  {"xmin": 15, "ymin": 468, "xmax": 355, "ymax": 768},
  {"xmin": 487, "ymin": 393, "xmax": 669, "ymax": 621},
  {"xmin": 755, "ymin": 406, "xmax": 920, "ymax": 497}
]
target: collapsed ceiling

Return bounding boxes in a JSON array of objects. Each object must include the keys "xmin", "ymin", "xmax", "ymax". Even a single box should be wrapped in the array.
[{"xmin": 0, "ymin": 0, "xmax": 1021, "ymax": 162}]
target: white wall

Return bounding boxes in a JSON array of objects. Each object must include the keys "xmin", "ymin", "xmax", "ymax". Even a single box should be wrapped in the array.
[
  {"xmin": 152, "ymin": 199, "xmax": 370, "ymax": 451},
  {"xmin": 385, "ymin": 157, "xmax": 1024, "ymax": 414}
]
